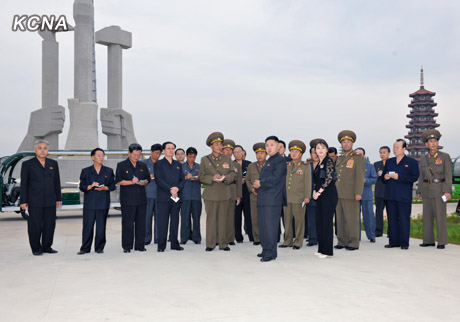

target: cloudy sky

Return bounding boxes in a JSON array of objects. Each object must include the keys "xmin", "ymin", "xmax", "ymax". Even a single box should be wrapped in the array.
[{"xmin": 1, "ymin": 0, "xmax": 459, "ymax": 162}]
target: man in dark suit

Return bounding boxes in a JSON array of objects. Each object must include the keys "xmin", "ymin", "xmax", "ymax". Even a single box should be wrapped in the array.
[
  {"xmin": 373, "ymin": 146, "xmax": 391, "ymax": 237},
  {"xmin": 78, "ymin": 148, "xmax": 116, "ymax": 255},
  {"xmin": 234, "ymin": 144, "xmax": 253, "ymax": 242},
  {"xmin": 20, "ymin": 140, "xmax": 62, "ymax": 256},
  {"xmin": 253, "ymin": 136, "xmax": 287, "ymax": 262},
  {"xmin": 154, "ymin": 141, "xmax": 185, "ymax": 252},
  {"xmin": 115, "ymin": 143, "xmax": 150, "ymax": 253},
  {"xmin": 383, "ymin": 139, "xmax": 419, "ymax": 250}
]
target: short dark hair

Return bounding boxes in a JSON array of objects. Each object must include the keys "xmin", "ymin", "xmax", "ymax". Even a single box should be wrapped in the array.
[
  {"xmin": 396, "ymin": 139, "xmax": 407, "ymax": 149},
  {"xmin": 175, "ymin": 148, "xmax": 185, "ymax": 155},
  {"xmin": 265, "ymin": 135, "xmax": 279, "ymax": 143},
  {"xmin": 355, "ymin": 147, "xmax": 366, "ymax": 155},
  {"xmin": 234, "ymin": 144, "xmax": 244, "ymax": 151},
  {"xmin": 379, "ymin": 146, "xmax": 391, "ymax": 153},
  {"xmin": 279, "ymin": 140, "xmax": 286, "ymax": 148},
  {"xmin": 128, "ymin": 143, "xmax": 143, "ymax": 152},
  {"xmin": 314, "ymin": 139, "xmax": 329, "ymax": 150},
  {"xmin": 150, "ymin": 143, "xmax": 162, "ymax": 152},
  {"xmin": 91, "ymin": 147, "xmax": 105, "ymax": 157},
  {"xmin": 309, "ymin": 147, "xmax": 315, "ymax": 153},
  {"xmin": 328, "ymin": 147, "xmax": 337, "ymax": 154},
  {"xmin": 186, "ymin": 147, "xmax": 198, "ymax": 155},
  {"xmin": 162, "ymin": 141, "xmax": 176, "ymax": 151}
]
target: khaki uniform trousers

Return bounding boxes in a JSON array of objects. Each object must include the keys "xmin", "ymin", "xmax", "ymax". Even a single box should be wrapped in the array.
[
  {"xmin": 282, "ymin": 203, "xmax": 305, "ymax": 247},
  {"xmin": 204, "ymin": 199, "xmax": 229, "ymax": 249},
  {"xmin": 250, "ymin": 199, "xmax": 260, "ymax": 243},
  {"xmin": 336, "ymin": 198, "xmax": 360, "ymax": 248},
  {"xmin": 226, "ymin": 199, "xmax": 236, "ymax": 243},
  {"xmin": 422, "ymin": 197, "xmax": 448, "ymax": 245}
]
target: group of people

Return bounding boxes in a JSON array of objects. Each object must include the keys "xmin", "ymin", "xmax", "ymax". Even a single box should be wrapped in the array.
[{"xmin": 20, "ymin": 128, "xmax": 453, "ymax": 262}]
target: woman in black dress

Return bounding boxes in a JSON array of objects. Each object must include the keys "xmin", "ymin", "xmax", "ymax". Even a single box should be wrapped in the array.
[{"xmin": 312, "ymin": 139, "xmax": 338, "ymax": 259}]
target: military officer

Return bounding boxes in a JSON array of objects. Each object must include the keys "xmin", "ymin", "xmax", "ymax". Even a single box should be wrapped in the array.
[
  {"xmin": 222, "ymin": 139, "xmax": 242, "ymax": 245},
  {"xmin": 253, "ymin": 136, "xmax": 287, "ymax": 262},
  {"xmin": 198, "ymin": 132, "xmax": 236, "ymax": 251},
  {"xmin": 20, "ymin": 140, "xmax": 62, "ymax": 256},
  {"xmin": 334, "ymin": 130, "xmax": 365, "ymax": 251},
  {"xmin": 417, "ymin": 129, "xmax": 452, "ymax": 249},
  {"xmin": 246, "ymin": 143, "xmax": 267, "ymax": 246},
  {"xmin": 280, "ymin": 140, "xmax": 312, "ymax": 249}
]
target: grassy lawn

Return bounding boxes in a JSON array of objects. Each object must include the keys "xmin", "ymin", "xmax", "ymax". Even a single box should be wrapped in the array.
[{"xmin": 362, "ymin": 213, "xmax": 460, "ymax": 245}]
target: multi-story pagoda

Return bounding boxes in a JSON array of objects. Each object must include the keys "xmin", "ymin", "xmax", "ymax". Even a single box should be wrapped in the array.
[{"xmin": 405, "ymin": 67, "xmax": 442, "ymax": 160}]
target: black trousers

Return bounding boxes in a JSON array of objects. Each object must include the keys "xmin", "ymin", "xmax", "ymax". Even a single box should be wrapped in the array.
[
  {"xmin": 121, "ymin": 205, "xmax": 146, "ymax": 250},
  {"xmin": 158, "ymin": 199, "xmax": 180, "ymax": 250},
  {"xmin": 81, "ymin": 208, "xmax": 108, "ymax": 252},
  {"xmin": 375, "ymin": 197, "xmax": 386, "ymax": 237},
  {"xmin": 258, "ymin": 205, "xmax": 282, "ymax": 259},
  {"xmin": 180, "ymin": 199, "xmax": 202, "ymax": 243},
  {"xmin": 316, "ymin": 189, "xmax": 338, "ymax": 256},
  {"xmin": 235, "ymin": 197, "xmax": 252, "ymax": 242},
  {"xmin": 27, "ymin": 206, "xmax": 56, "ymax": 253}
]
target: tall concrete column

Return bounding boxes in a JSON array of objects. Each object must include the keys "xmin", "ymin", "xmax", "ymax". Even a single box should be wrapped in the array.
[
  {"xmin": 65, "ymin": 0, "xmax": 99, "ymax": 150},
  {"xmin": 96, "ymin": 25, "xmax": 137, "ymax": 150}
]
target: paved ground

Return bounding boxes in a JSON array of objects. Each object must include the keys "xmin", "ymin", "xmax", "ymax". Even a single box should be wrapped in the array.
[{"xmin": 0, "ymin": 204, "xmax": 459, "ymax": 322}]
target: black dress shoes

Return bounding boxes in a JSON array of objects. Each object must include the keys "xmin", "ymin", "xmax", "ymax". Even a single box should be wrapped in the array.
[
  {"xmin": 157, "ymin": 248, "xmax": 165, "ymax": 252},
  {"xmin": 419, "ymin": 243, "xmax": 435, "ymax": 247},
  {"xmin": 384, "ymin": 244, "xmax": 399, "ymax": 248},
  {"xmin": 370, "ymin": 239, "xmax": 376, "ymax": 243},
  {"xmin": 236, "ymin": 240, "xmax": 243, "ymax": 243},
  {"xmin": 123, "ymin": 249, "xmax": 131, "ymax": 253},
  {"xmin": 95, "ymin": 249, "xmax": 104, "ymax": 254},
  {"xmin": 260, "ymin": 257, "xmax": 274, "ymax": 262},
  {"xmin": 77, "ymin": 250, "xmax": 88, "ymax": 255},
  {"xmin": 205, "ymin": 247, "xmax": 214, "ymax": 252},
  {"xmin": 279, "ymin": 244, "xmax": 289, "ymax": 248},
  {"xmin": 253, "ymin": 242, "xmax": 260, "ymax": 246},
  {"xmin": 437, "ymin": 245, "xmax": 445, "ymax": 249},
  {"xmin": 43, "ymin": 248, "xmax": 58, "ymax": 254},
  {"xmin": 33, "ymin": 251, "xmax": 43, "ymax": 256},
  {"xmin": 293, "ymin": 246, "xmax": 300, "ymax": 250},
  {"xmin": 172, "ymin": 246, "xmax": 184, "ymax": 251},
  {"xmin": 135, "ymin": 248, "xmax": 147, "ymax": 252},
  {"xmin": 229, "ymin": 242, "xmax": 235, "ymax": 246},
  {"xmin": 306, "ymin": 242, "xmax": 317, "ymax": 247},
  {"xmin": 194, "ymin": 241, "xmax": 201, "ymax": 245},
  {"xmin": 257, "ymin": 253, "xmax": 263, "ymax": 258},
  {"xmin": 345, "ymin": 247, "xmax": 358, "ymax": 251},
  {"xmin": 221, "ymin": 247, "xmax": 230, "ymax": 251},
  {"xmin": 180, "ymin": 241, "xmax": 187, "ymax": 245},
  {"xmin": 334, "ymin": 245, "xmax": 344, "ymax": 249},
  {"xmin": 401, "ymin": 246, "xmax": 409, "ymax": 250}
]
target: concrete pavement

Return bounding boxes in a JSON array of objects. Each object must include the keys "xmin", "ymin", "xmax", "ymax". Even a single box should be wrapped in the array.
[{"xmin": 0, "ymin": 205, "xmax": 459, "ymax": 322}]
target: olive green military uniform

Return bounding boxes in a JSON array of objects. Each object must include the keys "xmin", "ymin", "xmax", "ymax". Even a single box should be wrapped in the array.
[
  {"xmin": 281, "ymin": 140, "xmax": 312, "ymax": 248},
  {"xmin": 227, "ymin": 160, "xmax": 242, "ymax": 244},
  {"xmin": 246, "ymin": 161, "xmax": 263, "ymax": 244},
  {"xmin": 199, "ymin": 133, "xmax": 236, "ymax": 250},
  {"xmin": 283, "ymin": 160, "xmax": 312, "ymax": 247},
  {"xmin": 335, "ymin": 131, "xmax": 365, "ymax": 249},
  {"xmin": 417, "ymin": 130, "xmax": 453, "ymax": 246}
]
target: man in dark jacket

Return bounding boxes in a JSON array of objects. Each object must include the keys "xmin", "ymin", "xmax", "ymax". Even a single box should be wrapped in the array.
[
  {"xmin": 253, "ymin": 136, "xmax": 287, "ymax": 262},
  {"xmin": 155, "ymin": 141, "xmax": 185, "ymax": 252},
  {"xmin": 78, "ymin": 148, "xmax": 116, "ymax": 255},
  {"xmin": 115, "ymin": 143, "xmax": 150, "ymax": 253},
  {"xmin": 20, "ymin": 140, "xmax": 62, "ymax": 256}
]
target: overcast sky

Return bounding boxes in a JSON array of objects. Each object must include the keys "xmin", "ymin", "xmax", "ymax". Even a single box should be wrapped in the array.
[{"xmin": 1, "ymin": 0, "xmax": 459, "ymax": 163}]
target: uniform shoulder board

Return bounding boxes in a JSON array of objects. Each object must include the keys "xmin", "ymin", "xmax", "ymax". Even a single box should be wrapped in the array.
[
  {"xmin": 301, "ymin": 161, "xmax": 309, "ymax": 165},
  {"xmin": 288, "ymin": 162, "xmax": 291, "ymax": 166}
]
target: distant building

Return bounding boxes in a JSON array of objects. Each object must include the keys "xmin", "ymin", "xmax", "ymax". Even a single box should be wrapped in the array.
[{"xmin": 405, "ymin": 67, "xmax": 442, "ymax": 160}]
